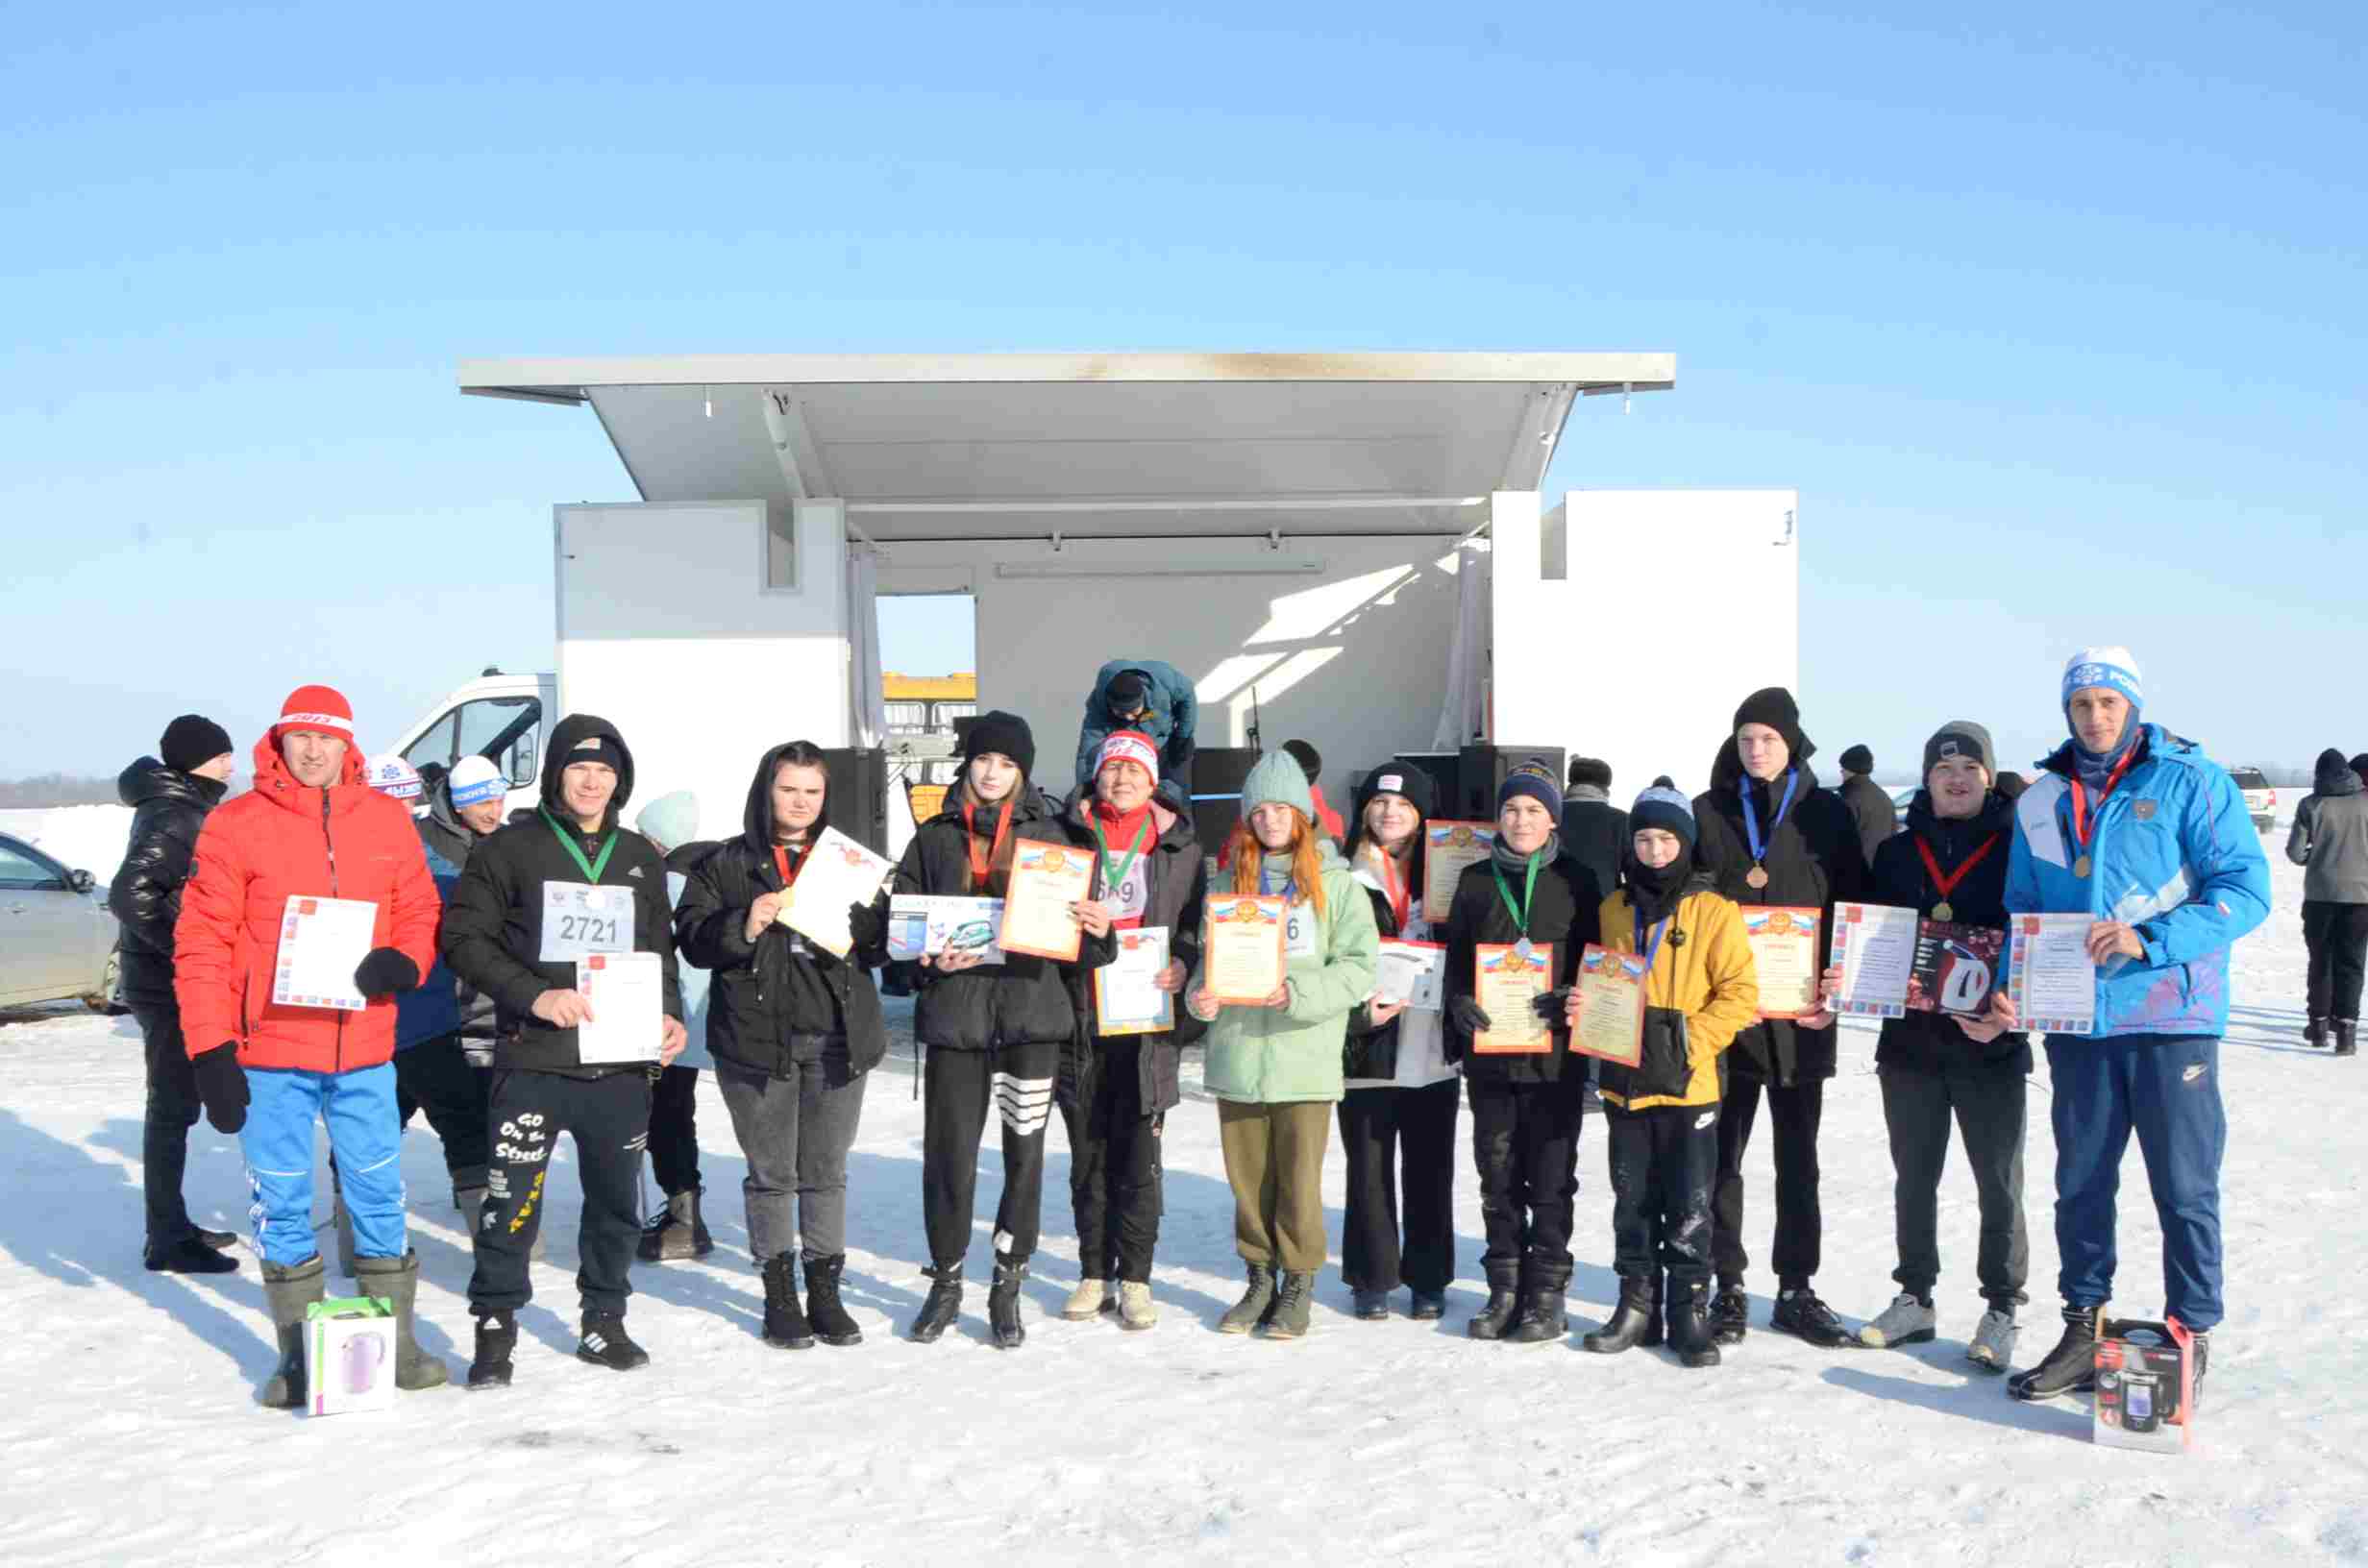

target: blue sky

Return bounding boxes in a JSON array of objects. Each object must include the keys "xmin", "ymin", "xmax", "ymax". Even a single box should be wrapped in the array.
[{"xmin": 4, "ymin": 2, "xmax": 2360, "ymax": 780}]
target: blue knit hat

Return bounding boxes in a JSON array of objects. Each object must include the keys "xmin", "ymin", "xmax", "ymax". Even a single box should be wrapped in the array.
[
  {"xmin": 1495, "ymin": 764, "xmax": 1562, "ymax": 821},
  {"xmin": 1241, "ymin": 749, "xmax": 1316, "ymax": 824},
  {"xmin": 1629, "ymin": 776, "xmax": 1696, "ymax": 851},
  {"xmin": 2061, "ymin": 647, "xmax": 2143, "ymax": 713},
  {"xmin": 635, "ymin": 790, "xmax": 701, "ymax": 851}
]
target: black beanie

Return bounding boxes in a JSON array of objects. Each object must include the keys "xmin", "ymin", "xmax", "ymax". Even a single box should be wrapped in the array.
[
  {"xmin": 1352, "ymin": 759, "xmax": 1436, "ymax": 822},
  {"xmin": 160, "ymin": 715, "xmax": 234, "ymax": 773},
  {"xmin": 963, "ymin": 709, "xmax": 1036, "ymax": 779},
  {"xmin": 1732, "ymin": 687, "xmax": 1807, "ymax": 758},
  {"xmin": 1106, "ymin": 670, "xmax": 1149, "ymax": 715},
  {"xmin": 1566, "ymin": 756, "xmax": 1612, "ymax": 791},
  {"xmin": 1838, "ymin": 745, "xmax": 1874, "ymax": 776},
  {"xmin": 1282, "ymin": 739, "xmax": 1323, "ymax": 787}
]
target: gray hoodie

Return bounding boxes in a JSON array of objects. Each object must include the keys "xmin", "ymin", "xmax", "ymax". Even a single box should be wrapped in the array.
[{"xmin": 2289, "ymin": 754, "xmax": 2368, "ymax": 904}]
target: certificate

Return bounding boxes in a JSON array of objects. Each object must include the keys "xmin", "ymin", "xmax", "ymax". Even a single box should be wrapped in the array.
[
  {"xmin": 2010, "ymin": 914, "xmax": 2097, "ymax": 1034},
  {"xmin": 1421, "ymin": 821, "xmax": 1495, "ymax": 922},
  {"xmin": 1831, "ymin": 902, "xmax": 1917, "ymax": 1019},
  {"xmin": 1742, "ymin": 906, "xmax": 1823, "ymax": 1019},
  {"xmin": 575, "ymin": 951, "xmax": 664, "ymax": 1065},
  {"xmin": 1569, "ymin": 943, "xmax": 1647, "ymax": 1066},
  {"xmin": 886, "ymin": 894, "xmax": 1006, "ymax": 967},
  {"xmin": 1472, "ymin": 942, "xmax": 1553, "ymax": 1054},
  {"xmin": 1095, "ymin": 926, "xmax": 1174, "ymax": 1036},
  {"xmin": 1203, "ymin": 894, "xmax": 1287, "ymax": 1005},
  {"xmin": 999, "ymin": 841, "xmax": 1096, "ymax": 962},
  {"xmin": 781, "ymin": 827, "xmax": 897, "ymax": 959},
  {"xmin": 1373, "ymin": 939, "xmax": 1446, "ymax": 1012},
  {"xmin": 273, "ymin": 896, "xmax": 378, "ymax": 1011}
]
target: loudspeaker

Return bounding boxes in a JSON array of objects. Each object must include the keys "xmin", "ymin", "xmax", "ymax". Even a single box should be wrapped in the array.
[
  {"xmin": 1389, "ymin": 752, "xmax": 1464, "ymax": 820},
  {"xmin": 821, "ymin": 747, "xmax": 891, "ymax": 856},
  {"xmin": 1455, "ymin": 744, "xmax": 1567, "ymax": 821},
  {"xmin": 1189, "ymin": 746, "xmax": 1262, "ymax": 851}
]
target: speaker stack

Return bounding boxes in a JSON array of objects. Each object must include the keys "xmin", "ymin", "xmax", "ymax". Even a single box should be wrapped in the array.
[
  {"xmin": 821, "ymin": 747, "xmax": 891, "ymax": 856},
  {"xmin": 1452, "ymin": 743, "xmax": 1568, "ymax": 821},
  {"xmin": 1188, "ymin": 746, "xmax": 1262, "ymax": 851}
]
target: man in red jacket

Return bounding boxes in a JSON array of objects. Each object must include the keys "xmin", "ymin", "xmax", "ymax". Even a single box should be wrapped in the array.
[{"xmin": 175, "ymin": 684, "xmax": 450, "ymax": 1408}]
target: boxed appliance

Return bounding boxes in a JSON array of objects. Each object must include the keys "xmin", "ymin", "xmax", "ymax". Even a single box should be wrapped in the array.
[
  {"xmin": 306, "ymin": 1294, "xmax": 397, "ymax": 1417},
  {"xmin": 2092, "ymin": 1317, "xmax": 2197, "ymax": 1454}
]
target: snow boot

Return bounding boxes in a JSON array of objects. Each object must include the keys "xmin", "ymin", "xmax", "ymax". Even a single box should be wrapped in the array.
[
  {"xmin": 908, "ymin": 1263, "xmax": 963, "ymax": 1343},
  {"xmin": 1351, "ymin": 1288, "xmax": 1391, "ymax": 1321},
  {"xmin": 351, "ymin": 1250, "xmax": 451, "ymax": 1390},
  {"xmin": 1859, "ymin": 1291, "xmax": 1937, "ymax": 1349},
  {"xmin": 1667, "ymin": 1280, "xmax": 1722, "ymax": 1369},
  {"xmin": 255, "ymin": 1254, "xmax": 325, "ymax": 1409},
  {"xmin": 577, "ymin": 1311, "xmax": 650, "ymax": 1371},
  {"xmin": 1467, "ymin": 1262, "xmax": 1522, "ymax": 1341},
  {"xmin": 1118, "ymin": 1280, "xmax": 1158, "ymax": 1332},
  {"xmin": 1771, "ymin": 1286, "xmax": 1856, "ymax": 1348},
  {"xmin": 1061, "ymin": 1276, "xmax": 1116, "ymax": 1321},
  {"xmin": 637, "ymin": 1187, "xmax": 713, "ymax": 1262},
  {"xmin": 988, "ymin": 1252, "xmax": 1029, "ymax": 1350},
  {"xmin": 804, "ymin": 1254, "xmax": 863, "ymax": 1346},
  {"xmin": 1710, "ymin": 1283, "xmax": 1750, "ymax": 1345},
  {"xmin": 2336, "ymin": 1020, "xmax": 2358, "ymax": 1058},
  {"xmin": 1966, "ymin": 1306, "xmax": 2018, "ymax": 1372},
  {"xmin": 1409, "ymin": 1288, "xmax": 1446, "ymax": 1321},
  {"xmin": 1506, "ymin": 1263, "xmax": 1569, "ymax": 1344},
  {"xmin": 2305, "ymin": 1016, "xmax": 2328, "ymax": 1048},
  {"xmin": 760, "ymin": 1252, "xmax": 816, "ymax": 1349},
  {"xmin": 146, "ymin": 1236, "xmax": 238, "ymax": 1274},
  {"xmin": 1583, "ymin": 1276, "xmax": 1661, "ymax": 1356},
  {"xmin": 1263, "ymin": 1270, "xmax": 1316, "ymax": 1339},
  {"xmin": 467, "ymin": 1311, "xmax": 517, "ymax": 1389},
  {"xmin": 1218, "ymin": 1262, "xmax": 1277, "ymax": 1335},
  {"xmin": 2008, "ymin": 1302, "xmax": 2104, "ymax": 1401}
]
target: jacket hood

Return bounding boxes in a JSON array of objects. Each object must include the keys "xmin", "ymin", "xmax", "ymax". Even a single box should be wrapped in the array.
[
  {"xmin": 539, "ymin": 713, "xmax": 635, "ymax": 827},
  {"xmin": 1903, "ymin": 787, "xmax": 2016, "ymax": 841},
  {"xmin": 118, "ymin": 755, "xmax": 226, "ymax": 811},
  {"xmin": 1710, "ymin": 746, "xmax": 1825, "ymax": 799},
  {"xmin": 2315, "ymin": 750, "xmax": 2362, "ymax": 797},
  {"xmin": 1062, "ymin": 786, "xmax": 1197, "ymax": 850},
  {"xmin": 741, "ymin": 743, "xmax": 834, "ymax": 852},
  {"xmin": 248, "ymin": 729, "xmax": 368, "ymax": 813}
]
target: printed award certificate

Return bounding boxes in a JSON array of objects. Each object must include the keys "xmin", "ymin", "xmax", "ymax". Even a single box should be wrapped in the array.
[
  {"xmin": 1909, "ymin": 921, "xmax": 2006, "ymax": 1017},
  {"xmin": 1472, "ymin": 942, "xmax": 1553, "ymax": 1054},
  {"xmin": 1203, "ymin": 894, "xmax": 1287, "ymax": 1005},
  {"xmin": 1372, "ymin": 939, "xmax": 1447, "ymax": 1012},
  {"xmin": 998, "ymin": 842, "xmax": 1096, "ymax": 962},
  {"xmin": 272, "ymin": 895, "xmax": 379, "ymax": 1012},
  {"xmin": 2010, "ymin": 914, "xmax": 2097, "ymax": 1034},
  {"xmin": 1095, "ymin": 926, "xmax": 1174, "ymax": 1036},
  {"xmin": 1831, "ymin": 902, "xmax": 1917, "ymax": 1019},
  {"xmin": 885, "ymin": 894, "xmax": 1006, "ymax": 967},
  {"xmin": 1569, "ymin": 943, "xmax": 1647, "ymax": 1067},
  {"xmin": 575, "ymin": 951, "xmax": 664, "ymax": 1065},
  {"xmin": 781, "ymin": 827, "xmax": 896, "ymax": 959},
  {"xmin": 1742, "ymin": 906, "xmax": 1823, "ymax": 1019},
  {"xmin": 1421, "ymin": 821, "xmax": 1495, "ymax": 922}
]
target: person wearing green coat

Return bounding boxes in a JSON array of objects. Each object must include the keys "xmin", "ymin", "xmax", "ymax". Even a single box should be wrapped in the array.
[{"xmin": 1188, "ymin": 751, "xmax": 1379, "ymax": 1339}]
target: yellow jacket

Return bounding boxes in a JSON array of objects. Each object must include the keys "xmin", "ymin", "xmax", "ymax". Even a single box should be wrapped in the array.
[{"xmin": 1595, "ymin": 885, "xmax": 1759, "ymax": 1111}]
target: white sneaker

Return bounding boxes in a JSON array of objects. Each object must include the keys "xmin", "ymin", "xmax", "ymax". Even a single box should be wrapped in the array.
[
  {"xmin": 1858, "ymin": 1291, "xmax": 1936, "ymax": 1348},
  {"xmin": 1061, "ymin": 1277, "xmax": 1115, "ymax": 1321},
  {"xmin": 1966, "ymin": 1308, "xmax": 2018, "ymax": 1372},
  {"xmin": 1118, "ymin": 1281, "xmax": 1158, "ymax": 1331}
]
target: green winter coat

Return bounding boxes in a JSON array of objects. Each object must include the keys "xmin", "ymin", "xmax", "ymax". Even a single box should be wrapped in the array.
[{"xmin": 1193, "ymin": 843, "xmax": 1379, "ymax": 1105}]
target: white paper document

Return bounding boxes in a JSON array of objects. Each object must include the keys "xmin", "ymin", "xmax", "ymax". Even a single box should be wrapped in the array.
[
  {"xmin": 575, "ymin": 950, "xmax": 665, "ymax": 1065},
  {"xmin": 272, "ymin": 895, "xmax": 379, "ymax": 1012},
  {"xmin": 885, "ymin": 894, "xmax": 1006, "ymax": 967},
  {"xmin": 1372, "ymin": 939, "xmax": 1446, "ymax": 1012},
  {"xmin": 1095, "ymin": 926, "xmax": 1174, "ymax": 1036},
  {"xmin": 782, "ymin": 828, "xmax": 898, "ymax": 958},
  {"xmin": 2010, "ymin": 914, "xmax": 2098, "ymax": 1035},
  {"xmin": 1830, "ymin": 902, "xmax": 1917, "ymax": 1020}
]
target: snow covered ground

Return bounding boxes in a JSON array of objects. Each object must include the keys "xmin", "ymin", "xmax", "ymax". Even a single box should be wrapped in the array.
[{"xmin": 5, "ymin": 807, "xmax": 2365, "ymax": 1566}]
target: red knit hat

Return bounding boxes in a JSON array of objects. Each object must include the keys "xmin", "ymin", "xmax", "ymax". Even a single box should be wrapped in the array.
[
  {"xmin": 273, "ymin": 684, "xmax": 356, "ymax": 742},
  {"xmin": 1095, "ymin": 728, "xmax": 1160, "ymax": 783}
]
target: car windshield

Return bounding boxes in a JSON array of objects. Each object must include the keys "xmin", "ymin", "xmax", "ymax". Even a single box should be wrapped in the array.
[{"xmin": 2231, "ymin": 770, "xmax": 2268, "ymax": 791}]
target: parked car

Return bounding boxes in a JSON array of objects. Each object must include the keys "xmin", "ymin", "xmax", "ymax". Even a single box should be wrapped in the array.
[
  {"xmin": 0, "ymin": 833, "xmax": 120, "ymax": 1011},
  {"xmin": 2226, "ymin": 765, "xmax": 2277, "ymax": 833}
]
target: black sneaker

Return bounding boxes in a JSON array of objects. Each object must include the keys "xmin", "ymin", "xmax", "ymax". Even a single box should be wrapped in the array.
[
  {"xmin": 1710, "ymin": 1285, "xmax": 1751, "ymax": 1345},
  {"xmin": 577, "ymin": 1311, "xmax": 650, "ymax": 1371},
  {"xmin": 2007, "ymin": 1304, "xmax": 2104, "ymax": 1402},
  {"xmin": 1770, "ymin": 1286, "xmax": 1856, "ymax": 1348},
  {"xmin": 468, "ymin": 1311, "xmax": 517, "ymax": 1389}
]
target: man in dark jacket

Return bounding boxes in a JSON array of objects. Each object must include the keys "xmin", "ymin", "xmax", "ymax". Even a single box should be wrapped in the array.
[
  {"xmin": 2288, "ymin": 746, "xmax": 2368, "ymax": 1054},
  {"xmin": 441, "ymin": 714, "xmax": 686, "ymax": 1385},
  {"xmin": 1075, "ymin": 658, "xmax": 1198, "ymax": 811},
  {"xmin": 109, "ymin": 716, "xmax": 241, "ymax": 1273},
  {"xmin": 1691, "ymin": 687, "xmax": 1867, "ymax": 1348},
  {"xmin": 1837, "ymin": 745, "xmax": 1898, "ymax": 868},
  {"xmin": 1559, "ymin": 756, "xmax": 1628, "ymax": 898}
]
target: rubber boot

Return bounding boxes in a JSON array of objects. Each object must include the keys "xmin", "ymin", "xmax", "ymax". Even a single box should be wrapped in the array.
[
  {"xmin": 2008, "ymin": 1302, "xmax": 2105, "ymax": 1402},
  {"xmin": 804, "ymin": 1254, "xmax": 863, "ymax": 1346},
  {"xmin": 1667, "ymin": 1279, "xmax": 1723, "ymax": 1368},
  {"xmin": 760, "ymin": 1253, "xmax": 816, "ymax": 1349},
  {"xmin": 988, "ymin": 1253, "xmax": 1029, "ymax": 1350},
  {"xmin": 908, "ymin": 1263, "xmax": 963, "ymax": 1343},
  {"xmin": 352, "ymin": 1250, "xmax": 451, "ymax": 1391},
  {"xmin": 256, "ymin": 1254, "xmax": 326, "ymax": 1409},
  {"xmin": 1263, "ymin": 1270, "xmax": 1316, "ymax": 1340},
  {"xmin": 1583, "ymin": 1276, "xmax": 1662, "ymax": 1355},
  {"xmin": 1466, "ymin": 1262, "xmax": 1522, "ymax": 1341},
  {"xmin": 467, "ymin": 1311, "xmax": 517, "ymax": 1389},
  {"xmin": 2336, "ymin": 1020, "xmax": 2358, "ymax": 1058},
  {"xmin": 1218, "ymin": 1262, "xmax": 1277, "ymax": 1335}
]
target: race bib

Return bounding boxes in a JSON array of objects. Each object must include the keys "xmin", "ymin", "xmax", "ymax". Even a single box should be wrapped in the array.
[
  {"xmin": 1098, "ymin": 861, "xmax": 1150, "ymax": 924},
  {"xmin": 540, "ymin": 883, "xmax": 633, "ymax": 964},
  {"xmin": 1284, "ymin": 900, "xmax": 1320, "ymax": 959}
]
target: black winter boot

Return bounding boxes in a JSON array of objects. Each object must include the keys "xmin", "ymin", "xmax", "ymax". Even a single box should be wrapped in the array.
[
  {"xmin": 1219, "ymin": 1263, "xmax": 1277, "ymax": 1335},
  {"xmin": 2336, "ymin": 1020, "xmax": 2358, "ymax": 1058},
  {"xmin": 638, "ymin": 1187, "xmax": 714, "ymax": 1262},
  {"xmin": 468, "ymin": 1311, "xmax": 517, "ymax": 1389},
  {"xmin": 1507, "ymin": 1259, "xmax": 1570, "ymax": 1344},
  {"xmin": 1583, "ymin": 1276, "xmax": 1661, "ymax": 1356},
  {"xmin": 146, "ymin": 1236, "xmax": 238, "ymax": 1274},
  {"xmin": 760, "ymin": 1253, "xmax": 816, "ymax": 1349},
  {"xmin": 256, "ymin": 1255, "xmax": 326, "ymax": 1409},
  {"xmin": 577, "ymin": 1311, "xmax": 650, "ymax": 1371},
  {"xmin": 804, "ymin": 1254, "xmax": 863, "ymax": 1346},
  {"xmin": 1467, "ymin": 1263, "xmax": 1522, "ymax": 1341},
  {"xmin": 2008, "ymin": 1302, "xmax": 2104, "ymax": 1402},
  {"xmin": 988, "ymin": 1252, "xmax": 1029, "ymax": 1350},
  {"xmin": 1667, "ymin": 1279, "xmax": 1722, "ymax": 1368},
  {"xmin": 2305, "ymin": 1016, "xmax": 2329, "ymax": 1048},
  {"xmin": 352, "ymin": 1250, "xmax": 451, "ymax": 1390},
  {"xmin": 908, "ymin": 1263, "xmax": 963, "ymax": 1343},
  {"xmin": 1710, "ymin": 1282, "xmax": 1750, "ymax": 1345}
]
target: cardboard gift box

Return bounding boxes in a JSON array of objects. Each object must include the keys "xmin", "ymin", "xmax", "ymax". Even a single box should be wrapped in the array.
[
  {"xmin": 306, "ymin": 1294, "xmax": 397, "ymax": 1417},
  {"xmin": 2092, "ymin": 1317, "xmax": 2197, "ymax": 1454}
]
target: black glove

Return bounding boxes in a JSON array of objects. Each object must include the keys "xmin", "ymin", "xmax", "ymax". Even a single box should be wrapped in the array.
[
  {"xmin": 192, "ymin": 1043, "xmax": 249, "ymax": 1134},
  {"xmin": 847, "ymin": 899, "xmax": 886, "ymax": 953},
  {"xmin": 1448, "ymin": 996, "xmax": 1492, "ymax": 1037},
  {"xmin": 354, "ymin": 947, "xmax": 421, "ymax": 996},
  {"xmin": 1534, "ymin": 986, "xmax": 1574, "ymax": 1024}
]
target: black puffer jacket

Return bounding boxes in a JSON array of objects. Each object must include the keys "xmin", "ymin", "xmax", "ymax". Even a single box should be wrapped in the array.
[
  {"xmin": 1056, "ymin": 791, "xmax": 1207, "ymax": 1115},
  {"xmin": 1691, "ymin": 747, "xmax": 1867, "ymax": 1085},
  {"xmin": 1870, "ymin": 790, "xmax": 2031, "ymax": 1075},
  {"xmin": 1839, "ymin": 772, "xmax": 1899, "ymax": 870},
  {"xmin": 893, "ymin": 786, "xmax": 1115, "ymax": 1052},
  {"xmin": 1443, "ymin": 845, "xmax": 1604, "ymax": 1085},
  {"xmin": 440, "ymin": 714, "xmax": 683, "ymax": 1075},
  {"xmin": 675, "ymin": 743, "xmax": 891, "ymax": 1077},
  {"xmin": 108, "ymin": 757, "xmax": 228, "ymax": 1007}
]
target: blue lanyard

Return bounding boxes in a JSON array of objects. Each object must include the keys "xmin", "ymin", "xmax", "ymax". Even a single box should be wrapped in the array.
[
  {"xmin": 1633, "ymin": 909, "xmax": 1672, "ymax": 976},
  {"xmin": 1739, "ymin": 769, "xmax": 1798, "ymax": 864}
]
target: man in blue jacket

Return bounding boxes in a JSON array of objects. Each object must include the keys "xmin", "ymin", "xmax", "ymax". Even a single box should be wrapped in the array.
[
  {"xmin": 2005, "ymin": 648, "xmax": 2269, "ymax": 1404},
  {"xmin": 1075, "ymin": 659, "xmax": 1197, "ymax": 811}
]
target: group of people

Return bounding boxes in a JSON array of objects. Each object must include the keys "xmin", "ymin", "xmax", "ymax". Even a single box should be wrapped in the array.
[{"xmin": 112, "ymin": 644, "xmax": 2269, "ymax": 1414}]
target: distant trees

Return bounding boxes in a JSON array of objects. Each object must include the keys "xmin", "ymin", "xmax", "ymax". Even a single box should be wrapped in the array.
[{"xmin": 0, "ymin": 775, "xmax": 119, "ymax": 808}]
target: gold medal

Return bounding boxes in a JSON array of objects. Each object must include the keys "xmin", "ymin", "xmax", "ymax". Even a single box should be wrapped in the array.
[
  {"xmin": 2073, "ymin": 855, "xmax": 2092, "ymax": 879},
  {"xmin": 1745, "ymin": 866, "xmax": 1769, "ymax": 891},
  {"xmin": 1932, "ymin": 901, "xmax": 1954, "ymax": 923}
]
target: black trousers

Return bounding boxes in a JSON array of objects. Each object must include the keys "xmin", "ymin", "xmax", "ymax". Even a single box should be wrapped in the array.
[
  {"xmin": 647, "ymin": 1063, "xmax": 703, "ymax": 1196},
  {"xmin": 1881, "ymin": 1062, "xmax": 2029, "ymax": 1308},
  {"xmin": 1467, "ymin": 1074, "xmax": 1587, "ymax": 1285},
  {"xmin": 1712, "ymin": 1072, "xmax": 1825, "ymax": 1288},
  {"xmin": 922, "ymin": 1040, "xmax": 1056, "ymax": 1271},
  {"xmin": 394, "ymin": 1035, "xmax": 491, "ymax": 1181},
  {"xmin": 1338, "ymin": 1078, "xmax": 1460, "ymax": 1294},
  {"xmin": 2303, "ymin": 900, "xmax": 2368, "ymax": 1022},
  {"xmin": 1058, "ymin": 1039, "xmax": 1164, "ymax": 1284},
  {"xmin": 131, "ymin": 1000, "xmax": 204, "ymax": 1248},
  {"xmin": 469, "ymin": 1067, "xmax": 652, "ymax": 1319},
  {"xmin": 1606, "ymin": 1101, "xmax": 1719, "ymax": 1289}
]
